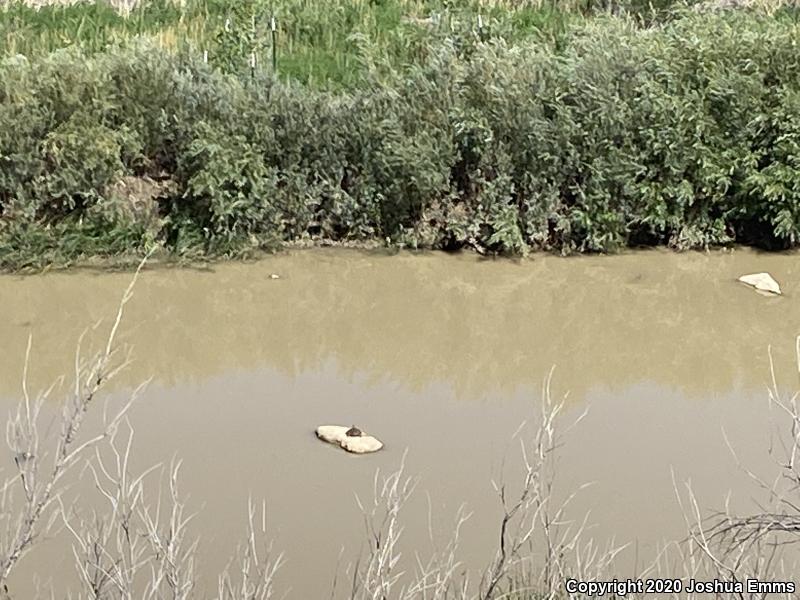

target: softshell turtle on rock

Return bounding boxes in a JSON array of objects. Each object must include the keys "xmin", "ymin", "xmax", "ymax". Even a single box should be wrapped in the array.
[{"xmin": 316, "ymin": 425, "xmax": 383, "ymax": 454}]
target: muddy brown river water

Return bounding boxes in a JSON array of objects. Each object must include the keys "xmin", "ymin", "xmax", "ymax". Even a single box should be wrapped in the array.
[{"xmin": 1, "ymin": 247, "xmax": 800, "ymax": 597}]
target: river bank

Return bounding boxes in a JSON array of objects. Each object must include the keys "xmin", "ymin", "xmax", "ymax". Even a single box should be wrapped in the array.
[{"xmin": 2, "ymin": 3, "xmax": 800, "ymax": 271}]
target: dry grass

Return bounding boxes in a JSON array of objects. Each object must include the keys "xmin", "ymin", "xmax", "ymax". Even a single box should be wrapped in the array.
[
  {"xmin": 1, "ymin": 256, "xmax": 147, "ymax": 588},
  {"xmin": 693, "ymin": 0, "xmax": 800, "ymax": 13},
  {"xmin": 666, "ymin": 339, "xmax": 800, "ymax": 598}
]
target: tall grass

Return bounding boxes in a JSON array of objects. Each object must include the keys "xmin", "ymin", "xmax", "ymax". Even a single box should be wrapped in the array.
[
  {"xmin": 1, "ymin": 0, "xmax": 797, "ymax": 88},
  {"xmin": 0, "ymin": 0, "xmax": 652, "ymax": 88}
]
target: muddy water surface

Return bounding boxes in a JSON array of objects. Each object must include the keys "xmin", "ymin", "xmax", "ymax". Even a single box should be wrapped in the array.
[{"xmin": 1, "ymin": 248, "xmax": 800, "ymax": 597}]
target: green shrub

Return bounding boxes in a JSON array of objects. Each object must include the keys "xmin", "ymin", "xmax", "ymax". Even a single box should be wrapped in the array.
[{"xmin": 2, "ymin": 9, "xmax": 800, "ymax": 268}]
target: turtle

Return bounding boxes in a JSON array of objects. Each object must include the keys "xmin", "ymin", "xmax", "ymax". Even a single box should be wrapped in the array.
[{"xmin": 345, "ymin": 425, "xmax": 363, "ymax": 437}]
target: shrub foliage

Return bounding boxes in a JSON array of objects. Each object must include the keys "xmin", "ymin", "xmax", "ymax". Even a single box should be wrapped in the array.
[{"xmin": 1, "ymin": 9, "xmax": 800, "ymax": 267}]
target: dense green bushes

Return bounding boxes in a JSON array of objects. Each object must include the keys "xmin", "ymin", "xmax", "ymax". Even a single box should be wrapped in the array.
[{"xmin": 1, "ymin": 9, "xmax": 800, "ymax": 268}]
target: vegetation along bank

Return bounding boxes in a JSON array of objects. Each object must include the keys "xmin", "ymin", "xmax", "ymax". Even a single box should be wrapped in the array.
[{"xmin": 1, "ymin": 0, "xmax": 799, "ymax": 269}]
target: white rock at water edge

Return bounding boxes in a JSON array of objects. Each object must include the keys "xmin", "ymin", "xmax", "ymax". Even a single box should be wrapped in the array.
[
  {"xmin": 737, "ymin": 273, "xmax": 782, "ymax": 295},
  {"xmin": 315, "ymin": 425, "xmax": 384, "ymax": 454}
]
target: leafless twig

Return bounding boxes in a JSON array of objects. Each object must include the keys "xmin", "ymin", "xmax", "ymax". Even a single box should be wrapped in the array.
[{"xmin": 0, "ymin": 255, "xmax": 150, "ymax": 588}]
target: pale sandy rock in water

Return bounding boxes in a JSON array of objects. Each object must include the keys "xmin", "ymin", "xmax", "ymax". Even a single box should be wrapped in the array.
[
  {"xmin": 315, "ymin": 425, "xmax": 349, "ymax": 444},
  {"xmin": 340, "ymin": 434, "xmax": 383, "ymax": 454},
  {"xmin": 737, "ymin": 272, "xmax": 782, "ymax": 295},
  {"xmin": 315, "ymin": 425, "xmax": 383, "ymax": 454}
]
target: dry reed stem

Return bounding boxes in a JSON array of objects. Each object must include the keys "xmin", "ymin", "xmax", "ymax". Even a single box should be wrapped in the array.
[
  {"xmin": 0, "ymin": 254, "xmax": 150, "ymax": 589},
  {"xmin": 670, "ymin": 337, "xmax": 800, "ymax": 598}
]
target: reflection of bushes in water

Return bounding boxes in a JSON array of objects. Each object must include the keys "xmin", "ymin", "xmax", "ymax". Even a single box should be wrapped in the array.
[
  {"xmin": 2, "ymin": 10, "xmax": 800, "ymax": 268},
  {"xmin": 2, "ymin": 248, "xmax": 790, "ymax": 404}
]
